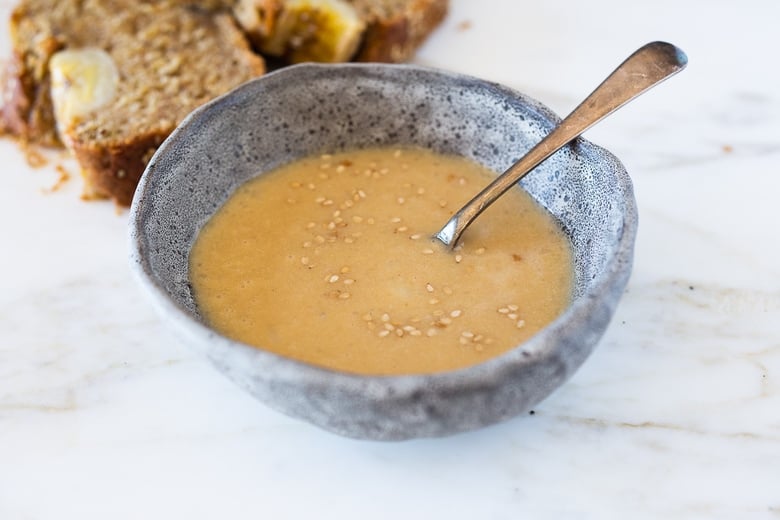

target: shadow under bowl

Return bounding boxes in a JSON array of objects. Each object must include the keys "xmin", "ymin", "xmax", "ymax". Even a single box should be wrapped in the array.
[{"xmin": 129, "ymin": 63, "xmax": 637, "ymax": 440}]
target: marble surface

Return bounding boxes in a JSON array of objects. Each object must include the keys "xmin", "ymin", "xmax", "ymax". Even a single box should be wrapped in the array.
[{"xmin": 0, "ymin": 0, "xmax": 778, "ymax": 518}]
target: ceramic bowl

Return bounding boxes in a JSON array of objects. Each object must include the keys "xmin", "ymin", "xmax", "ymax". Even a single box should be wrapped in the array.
[{"xmin": 129, "ymin": 63, "xmax": 636, "ymax": 440}]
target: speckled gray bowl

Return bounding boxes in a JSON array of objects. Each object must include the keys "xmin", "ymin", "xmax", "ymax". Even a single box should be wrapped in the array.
[{"xmin": 129, "ymin": 63, "xmax": 636, "ymax": 440}]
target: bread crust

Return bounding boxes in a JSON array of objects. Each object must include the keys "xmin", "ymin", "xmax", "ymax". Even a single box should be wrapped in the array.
[{"xmin": 69, "ymin": 130, "xmax": 169, "ymax": 206}]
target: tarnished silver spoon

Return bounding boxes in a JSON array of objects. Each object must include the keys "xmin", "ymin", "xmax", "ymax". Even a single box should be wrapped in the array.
[{"xmin": 434, "ymin": 41, "xmax": 687, "ymax": 248}]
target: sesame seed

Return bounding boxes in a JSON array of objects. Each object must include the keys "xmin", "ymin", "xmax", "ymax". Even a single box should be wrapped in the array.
[
  {"xmin": 396, "ymin": 329, "xmax": 404, "ymax": 337},
  {"xmin": 516, "ymin": 320, "xmax": 526, "ymax": 328},
  {"xmin": 474, "ymin": 334, "xmax": 484, "ymax": 342},
  {"xmin": 343, "ymin": 279, "xmax": 355, "ymax": 285},
  {"xmin": 315, "ymin": 235, "xmax": 325, "ymax": 244},
  {"xmin": 381, "ymin": 313, "xmax": 390, "ymax": 322},
  {"xmin": 440, "ymin": 317, "xmax": 452, "ymax": 325},
  {"xmin": 410, "ymin": 233, "xmax": 422, "ymax": 240},
  {"xmin": 455, "ymin": 254, "xmax": 463, "ymax": 263},
  {"xmin": 393, "ymin": 149, "xmax": 402, "ymax": 158},
  {"xmin": 339, "ymin": 292, "xmax": 351, "ymax": 300},
  {"xmin": 390, "ymin": 217, "xmax": 402, "ymax": 223},
  {"xmin": 307, "ymin": 183, "xmax": 316, "ymax": 190},
  {"xmin": 332, "ymin": 210, "xmax": 341, "ymax": 218},
  {"xmin": 402, "ymin": 325, "xmax": 416, "ymax": 332},
  {"xmin": 426, "ymin": 328, "xmax": 437, "ymax": 337},
  {"xmin": 378, "ymin": 330, "xmax": 390, "ymax": 338},
  {"xmin": 475, "ymin": 247, "xmax": 486, "ymax": 255},
  {"xmin": 302, "ymin": 241, "xmax": 312, "ymax": 248},
  {"xmin": 336, "ymin": 165, "xmax": 346, "ymax": 173},
  {"xmin": 397, "ymin": 197, "xmax": 405, "ymax": 204},
  {"xmin": 315, "ymin": 196, "xmax": 325, "ymax": 203},
  {"xmin": 439, "ymin": 200, "xmax": 447, "ymax": 208},
  {"xmin": 458, "ymin": 177, "xmax": 466, "ymax": 185},
  {"xmin": 358, "ymin": 190, "xmax": 367, "ymax": 199},
  {"xmin": 508, "ymin": 304, "xmax": 519, "ymax": 311},
  {"xmin": 396, "ymin": 226, "xmax": 408, "ymax": 232},
  {"xmin": 429, "ymin": 298, "xmax": 440, "ymax": 305},
  {"xmin": 450, "ymin": 310, "xmax": 462, "ymax": 318},
  {"xmin": 327, "ymin": 222, "xmax": 336, "ymax": 230},
  {"xmin": 461, "ymin": 331, "xmax": 474, "ymax": 338},
  {"xmin": 433, "ymin": 310, "xmax": 445, "ymax": 317},
  {"xmin": 459, "ymin": 337, "xmax": 469, "ymax": 345},
  {"xmin": 425, "ymin": 283, "xmax": 435, "ymax": 293},
  {"xmin": 508, "ymin": 313, "xmax": 519, "ymax": 320},
  {"xmin": 344, "ymin": 237, "xmax": 354, "ymax": 244},
  {"xmin": 343, "ymin": 200, "xmax": 354, "ymax": 208},
  {"xmin": 290, "ymin": 181, "xmax": 302, "ymax": 188},
  {"xmin": 498, "ymin": 307, "xmax": 510, "ymax": 314},
  {"xmin": 301, "ymin": 256, "xmax": 310, "ymax": 265},
  {"xmin": 384, "ymin": 323, "xmax": 395, "ymax": 331},
  {"xmin": 328, "ymin": 275, "xmax": 340, "ymax": 283},
  {"xmin": 410, "ymin": 330, "xmax": 422, "ymax": 337},
  {"xmin": 322, "ymin": 199, "xmax": 334, "ymax": 206},
  {"xmin": 340, "ymin": 266, "xmax": 350, "ymax": 273},
  {"xmin": 417, "ymin": 187, "xmax": 425, "ymax": 195},
  {"xmin": 422, "ymin": 248, "xmax": 434, "ymax": 255},
  {"xmin": 306, "ymin": 222, "xmax": 316, "ymax": 229},
  {"xmin": 353, "ymin": 216, "xmax": 363, "ymax": 223}
]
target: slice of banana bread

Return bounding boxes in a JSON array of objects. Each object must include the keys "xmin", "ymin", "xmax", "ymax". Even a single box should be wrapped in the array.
[
  {"xmin": 233, "ymin": 0, "xmax": 448, "ymax": 64},
  {"xmin": 2, "ymin": 0, "xmax": 265, "ymax": 205}
]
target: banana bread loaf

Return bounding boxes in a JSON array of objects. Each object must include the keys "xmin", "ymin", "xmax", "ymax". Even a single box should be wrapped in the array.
[
  {"xmin": 2, "ymin": 0, "xmax": 266, "ymax": 205},
  {"xmin": 1, "ymin": 0, "xmax": 447, "ymax": 206}
]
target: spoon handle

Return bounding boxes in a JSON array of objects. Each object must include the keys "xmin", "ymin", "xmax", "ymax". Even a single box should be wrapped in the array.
[{"xmin": 434, "ymin": 41, "xmax": 687, "ymax": 248}]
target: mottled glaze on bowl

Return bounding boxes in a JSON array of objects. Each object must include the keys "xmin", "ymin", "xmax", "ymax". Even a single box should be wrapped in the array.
[{"xmin": 129, "ymin": 63, "xmax": 636, "ymax": 440}]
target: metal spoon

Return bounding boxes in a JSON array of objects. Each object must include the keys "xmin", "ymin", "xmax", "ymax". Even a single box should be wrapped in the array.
[{"xmin": 434, "ymin": 41, "xmax": 688, "ymax": 248}]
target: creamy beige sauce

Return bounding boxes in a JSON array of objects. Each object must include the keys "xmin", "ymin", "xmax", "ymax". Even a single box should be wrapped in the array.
[{"xmin": 190, "ymin": 147, "xmax": 573, "ymax": 375}]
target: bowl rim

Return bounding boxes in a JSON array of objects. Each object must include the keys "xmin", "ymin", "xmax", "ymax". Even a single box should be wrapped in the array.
[{"xmin": 128, "ymin": 61, "xmax": 636, "ymax": 396}]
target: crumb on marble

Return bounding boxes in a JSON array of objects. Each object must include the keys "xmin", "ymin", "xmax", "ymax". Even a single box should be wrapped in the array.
[
  {"xmin": 457, "ymin": 20, "xmax": 472, "ymax": 32},
  {"xmin": 41, "ymin": 163, "xmax": 71, "ymax": 193}
]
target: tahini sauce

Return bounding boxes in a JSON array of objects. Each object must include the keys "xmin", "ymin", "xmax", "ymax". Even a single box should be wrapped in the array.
[{"xmin": 190, "ymin": 147, "xmax": 573, "ymax": 375}]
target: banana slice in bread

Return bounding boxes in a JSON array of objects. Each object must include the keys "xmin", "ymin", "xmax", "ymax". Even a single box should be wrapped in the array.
[
  {"xmin": 49, "ymin": 48, "xmax": 119, "ymax": 145},
  {"xmin": 243, "ymin": 0, "xmax": 365, "ymax": 63},
  {"xmin": 234, "ymin": 0, "xmax": 449, "ymax": 64}
]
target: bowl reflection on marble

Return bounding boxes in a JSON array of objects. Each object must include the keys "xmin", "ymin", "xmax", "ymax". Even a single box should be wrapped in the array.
[{"xmin": 128, "ymin": 63, "xmax": 636, "ymax": 440}]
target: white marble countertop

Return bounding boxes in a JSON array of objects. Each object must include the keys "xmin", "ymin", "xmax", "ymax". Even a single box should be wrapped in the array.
[{"xmin": 1, "ymin": 1, "xmax": 778, "ymax": 518}]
